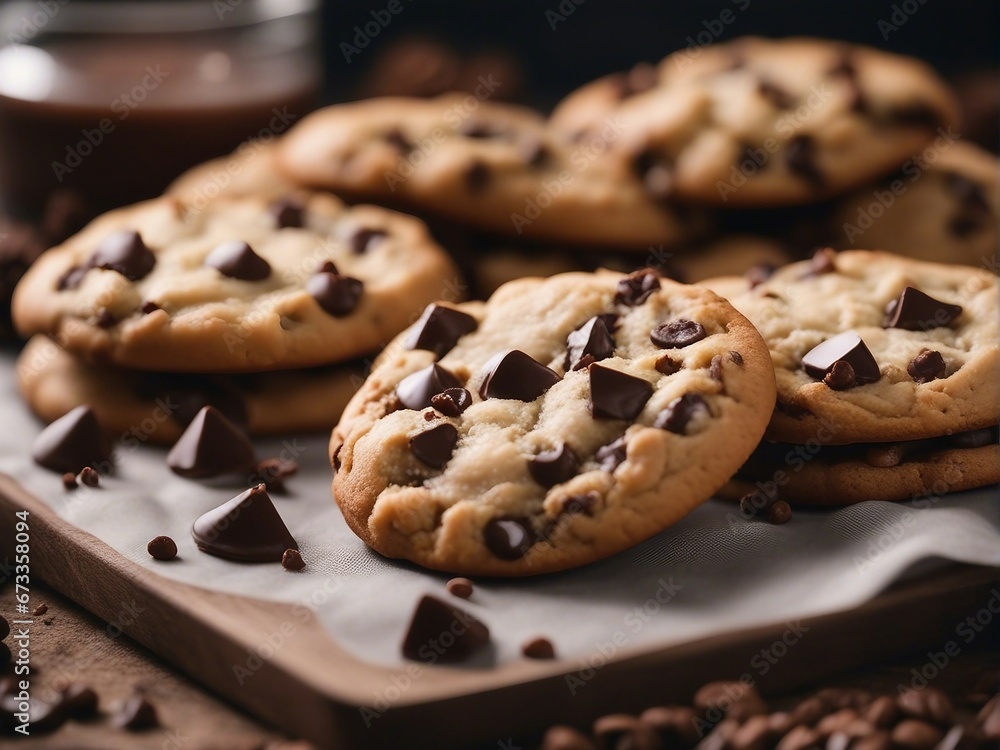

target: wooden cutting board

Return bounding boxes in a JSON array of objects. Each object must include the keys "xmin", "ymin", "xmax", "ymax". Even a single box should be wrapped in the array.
[{"xmin": 1, "ymin": 473, "xmax": 996, "ymax": 749}]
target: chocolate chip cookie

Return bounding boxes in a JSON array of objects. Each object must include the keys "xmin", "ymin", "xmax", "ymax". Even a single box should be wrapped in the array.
[
  {"xmin": 551, "ymin": 37, "xmax": 959, "ymax": 207},
  {"xmin": 330, "ymin": 270, "xmax": 776, "ymax": 575},
  {"xmin": 12, "ymin": 191, "xmax": 461, "ymax": 372}
]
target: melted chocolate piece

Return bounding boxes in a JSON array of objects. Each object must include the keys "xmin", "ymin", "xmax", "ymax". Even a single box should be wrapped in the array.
[
  {"xmin": 166, "ymin": 405, "xmax": 256, "ymax": 478},
  {"xmin": 589, "ymin": 364, "xmax": 653, "ymax": 420},
  {"xmin": 885, "ymin": 287, "xmax": 962, "ymax": 331},
  {"xmin": 89, "ymin": 230, "xmax": 155, "ymax": 281},
  {"xmin": 431, "ymin": 387, "xmax": 472, "ymax": 417},
  {"xmin": 307, "ymin": 271, "xmax": 364, "ymax": 317},
  {"xmin": 270, "ymin": 197, "xmax": 305, "ymax": 229},
  {"xmin": 409, "ymin": 423, "xmax": 458, "ymax": 469},
  {"xmin": 401, "ymin": 595, "xmax": 490, "ymax": 663},
  {"xmin": 349, "ymin": 227, "xmax": 387, "ymax": 255},
  {"xmin": 565, "ymin": 315, "xmax": 616, "ymax": 371},
  {"xmin": 484, "ymin": 517, "xmax": 535, "ymax": 560},
  {"xmin": 785, "ymin": 135, "xmax": 824, "ymax": 188},
  {"xmin": 907, "ymin": 349, "xmax": 946, "ymax": 383},
  {"xmin": 479, "ymin": 350, "xmax": 560, "ymax": 402},
  {"xmin": 615, "ymin": 269, "xmax": 660, "ymax": 306},
  {"xmin": 654, "ymin": 393, "xmax": 710, "ymax": 435},
  {"xmin": 404, "ymin": 304, "xmax": 478, "ymax": 358},
  {"xmin": 802, "ymin": 332, "xmax": 880, "ymax": 387},
  {"xmin": 595, "ymin": 435, "xmax": 628, "ymax": 472},
  {"xmin": 651, "ymin": 319, "xmax": 706, "ymax": 349},
  {"xmin": 396, "ymin": 364, "xmax": 463, "ymax": 411},
  {"xmin": 204, "ymin": 241, "xmax": 271, "ymax": 281},
  {"xmin": 32, "ymin": 406, "xmax": 112, "ymax": 473},
  {"xmin": 192, "ymin": 484, "xmax": 297, "ymax": 562},
  {"xmin": 528, "ymin": 443, "xmax": 580, "ymax": 488}
]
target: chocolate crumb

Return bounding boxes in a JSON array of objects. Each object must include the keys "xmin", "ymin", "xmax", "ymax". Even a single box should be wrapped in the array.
[
  {"xmin": 32, "ymin": 604, "xmax": 48, "ymax": 617},
  {"xmin": 147, "ymin": 535, "xmax": 178, "ymax": 561},
  {"xmin": 281, "ymin": 548, "xmax": 306, "ymax": 571},
  {"xmin": 446, "ymin": 577, "xmax": 474, "ymax": 599},
  {"xmin": 522, "ymin": 637, "xmax": 556, "ymax": 660},
  {"xmin": 768, "ymin": 500, "xmax": 792, "ymax": 524}
]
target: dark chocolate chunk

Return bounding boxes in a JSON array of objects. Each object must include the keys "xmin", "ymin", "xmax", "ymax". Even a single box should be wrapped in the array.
[
  {"xmin": 204, "ymin": 240, "xmax": 271, "ymax": 281},
  {"xmin": 758, "ymin": 79, "xmax": 795, "ymax": 108},
  {"xmin": 633, "ymin": 150, "xmax": 673, "ymax": 199},
  {"xmin": 61, "ymin": 683, "xmax": 98, "ymax": 720},
  {"xmin": 32, "ymin": 603, "xmax": 47, "ymax": 616},
  {"xmin": 349, "ymin": 227, "xmax": 387, "ymax": 255},
  {"xmin": 307, "ymin": 271, "xmax": 364, "ymax": 317},
  {"xmin": 401, "ymin": 595, "xmax": 490, "ymax": 663},
  {"xmin": 89, "ymin": 230, "xmax": 155, "ymax": 281},
  {"xmin": 404, "ymin": 303, "xmax": 478, "ymax": 357},
  {"xmin": 802, "ymin": 332, "xmax": 880, "ymax": 387},
  {"xmin": 446, "ymin": 577, "xmax": 474, "ymax": 599},
  {"xmin": 480, "ymin": 350, "xmax": 560, "ymax": 402},
  {"xmin": 430, "ymin": 387, "xmax": 472, "ymax": 417},
  {"xmin": 281, "ymin": 548, "xmax": 306, "ymax": 571},
  {"xmin": 615, "ymin": 269, "xmax": 660, "ymax": 306},
  {"xmin": 885, "ymin": 287, "xmax": 963, "ymax": 331},
  {"xmin": 654, "ymin": 393, "xmax": 710, "ymax": 434},
  {"xmin": 166, "ymin": 405, "xmax": 257, "ymax": 478},
  {"xmin": 192, "ymin": 484, "xmax": 297, "ymax": 562},
  {"xmin": 409, "ymin": 423, "xmax": 458, "ymax": 469},
  {"xmin": 528, "ymin": 443, "xmax": 580, "ymax": 488},
  {"xmin": 484, "ymin": 517, "xmax": 536, "ymax": 560},
  {"xmin": 137, "ymin": 375, "xmax": 247, "ymax": 430},
  {"xmin": 32, "ymin": 405, "xmax": 112, "ymax": 474},
  {"xmin": 522, "ymin": 637, "xmax": 556, "ymax": 660},
  {"xmin": 786, "ymin": 135, "xmax": 824, "ymax": 188},
  {"xmin": 650, "ymin": 319, "xmax": 706, "ymax": 349},
  {"xmin": 115, "ymin": 693, "xmax": 159, "ymax": 731},
  {"xmin": 595, "ymin": 435, "xmax": 628, "ymax": 472},
  {"xmin": 270, "ymin": 197, "xmax": 305, "ymax": 228},
  {"xmin": 396, "ymin": 364, "xmax": 463, "ymax": 411},
  {"xmin": 78, "ymin": 466, "xmax": 100, "ymax": 487},
  {"xmin": 465, "ymin": 160, "xmax": 491, "ymax": 192},
  {"xmin": 589, "ymin": 365, "xmax": 653, "ymax": 420},
  {"xmin": 655, "ymin": 354, "xmax": 681, "ymax": 376},
  {"xmin": 565, "ymin": 315, "xmax": 616, "ymax": 371},
  {"xmin": 147, "ymin": 535, "xmax": 178, "ymax": 561}
]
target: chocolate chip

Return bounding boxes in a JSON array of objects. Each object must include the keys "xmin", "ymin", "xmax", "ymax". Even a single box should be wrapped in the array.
[
  {"xmin": 786, "ymin": 135, "xmax": 824, "ymax": 188},
  {"xmin": 307, "ymin": 271, "xmax": 364, "ymax": 317},
  {"xmin": 560, "ymin": 492, "xmax": 598, "ymax": 516},
  {"xmin": 96, "ymin": 308, "xmax": 117, "ymax": 328},
  {"xmin": 401, "ymin": 595, "xmax": 490, "ymax": 663},
  {"xmin": 824, "ymin": 360, "xmax": 857, "ymax": 390},
  {"xmin": 409, "ymin": 423, "xmax": 458, "ymax": 469},
  {"xmin": 281, "ymin": 548, "xmax": 305, "ymax": 571},
  {"xmin": 768, "ymin": 499, "xmax": 792, "ymax": 524},
  {"xmin": 565, "ymin": 315, "xmax": 616, "ymax": 371},
  {"xmin": 147, "ymin": 535, "xmax": 178, "ymax": 561},
  {"xmin": 57, "ymin": 265, "xmax": 88, "ymax": 291},
  {"xmin": 404, "ymin": 304, "xmax": 478, "ymax": 358},
  {"xmin": 396, "ymin": 364, "xmax": 463, "ymax": 411},
  {"xmin": 446, "ymin": 577, "xmax": 474, "ymax": 599},
  {"xmin": 484, "ymin": 517, "xmax": 535, "ymax": 560},
  {"xmin": 61, "ymin": 683, "xmax": 98, "ymax": 720},
  {"xmin": 90, "ymin": 230, "xmax": 156, "ymax": 281},
  {"xmin": 140, "ymin": 301, "xmax": 160, "ymax": 314},
  {"xmin": 78, "ymin": 466, "xmax": 99, "ymax": 487},
  {"xmin": 383, "ymin": 127, "xmax": 412, "ymax": 152},
  {"xmin": 655, "ymin": 354, "xmax": 681, "ymax": 376},
  {"xmin": 270, "ymin": 197, "xmax": 304, "ymax": 229},
  {"xmin": 729, "ymin": 351, "xmax": 744, "ymax": 366},
  {"xmin": 480, "ymin": 350, "xmax": 561, "ymax": 402},
  {"xmin": 62, "ymin": 472, "xmax": 78, "ymax": 489},
  {"xmin": 802, "ymin": 332, "xmax": 880, "ymax": 387},
  {"xmin": 465, "ymin": 160, "xmax": 490, "ymax": 192},
  {"xmin": 589, "ymin": 364, "xmax": 653, "ymax": 420},
  {"xmin": 633, "ymin": 150, "xmax": 673, "ymax": 198},
  {"xmin": 885, "ymin": 287, "xmax": 963, "ymax": 331},
  {"xmin": 317, "ymin": 259, "xmax": 339, "ymax": 274},
  {"xmin": 905, "ymin": 349, "xmax": 946, "ymax": 384},
  {"xmin": 528, "ymin": 443, "xmax": 580, "ymax": 488},
  {"xmin": 204, "ymin": 240, "xmax": 271, "ymax": 281},
  {"xmin": 615, "ymin": 269, "xmax": 660, "ymax": 306},
  {"xmin": 115, "ymin": 693, "xmax": 159, "ymax": 731},
  {"xmin": 654, "ymin": 393, "xmax": 710, "ymax": 434},
  {"xmin": 431, "ymin": 387, "xmax": 472, "ymax": 417},
  {"xmin": 758, "ymin": 79, "xmax": 795, "ymax": 108},
  {"xmin": 166, "ymin": 405, "xmax": 256, "ymax": 478},
  {"xmin": 651, "ymin": 319, "xmax": 706, "ymax": 349},
  {"xmin": 192, "ymin": 484, "xmax": 297, "ymax": 562},
  {"xmin": 32, "ymin": 405, "xmax": 112, "ymax": 474},
  {"xmin": 740, "ymin": 490, "xmax": 777, "ymax": 518},
  {"xmin": 522, "ymin": 637, "xmax": 556, "ymax": 659},
  {"xmin": 349, "ymin": 227, "xmax": 387, "ymax": 255},
  {"xmin": 595, "ymin": 435, "xmax": 627, "ymax": 472}
]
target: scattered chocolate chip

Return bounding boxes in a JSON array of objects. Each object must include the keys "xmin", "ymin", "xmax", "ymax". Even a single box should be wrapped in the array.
[
  {"xmin": 166, "ymin": 405, "xmax": 256, "ymax": 478},
  {"xmin": 465, "ymin": 160, "xmax": 490, "ymax": 192},
  {"xmin": 204, "ymin": 240, "xmax": 271, "ymax": 281},
  {"xmin": 651, "ymin": 319, "xmax": 706, "ymax": 349},
  {"xmin": 401, "ymin": 595, "xmax": 490, "ymax": 663},
  {"xmin": 633, "ymin": 150, "xmax": 673, "ymax": 199},
  {"xmin": 349, "ymin": 227, "xmax": 387, "ymax": 255},
  {"xmin": 405, "ymin": 304, "xmax": 478, "ymax": 358},
  {"xmin": 281, "ymin": 548, "xmax": 305, "ymax": 571},
  {"xmin": 654, "ymin": 393, "xmax": 710, "ymax": 434},
  {"xmin": 61, "ymin": 471, "xmax": 79, "ymax": 490},
  {"xmin": 615, "ymin": 269, "xmax": 660, "ymax": 306},
  {"xmin": 729, "ymin": 351, "xmax": 744, "ymax": 366},
  {"xmin": 77, "ymin": 466, "xmax": 99, "ymax": 487},
  {"xmin": 397, "ymin": 364, "xmax": 464, "ymax": 411},
  {"xmin": 595, "ymin": 435, "xmax": 627, "ymax": 472},
  {"xmin": 528, "ymin": 443, "xmax": 580, "ymax": 488},
  {"xmin": 430, "ymin": 387, "xmax": 472, "ymax": 417},
  {"xmin": 824, "ymin": 360, "xmax": 857, "ymax": 390},
  {"xmin": 885, "ymin": 287, "xmax": 963, "ymax": 331},
  {"xmin": 589, "ymin": 364, "xmax": 653, "ymax": 420},
  {"xmin": 745, "ymin": 264, "xmax": 776, "ymax": 289},
  {"xmin": 96, "ymin": 308, "xmax": 117, "ymax": 328},
  {"xmin": 409, "ymin": 423, "xmax": 458, "ymax": 469},
  {"xmin": 446, "ymin": 577, "xmax": 474, "ymax": 599},
  {"xmin": 307, "ymin": 271, "xmax": 364, "ymax": 317},
  {"xmin": 906, "ymin": 349, "xmax": 947, "ymax": 384},
  {"xmin": 90, "ymin": 230, "xmax": 156, "ymax": 281},
  {"xmin": 32, "ymin": 406, "xmax": 112, "ymax": 474},
  {"xmin": 786, "ymin": 135, "xmax": 824, "ymax": 188},
  {"xmin": 270, "ymin": 197, "xmax": 305, "ymax": 228},
  {"xmin": 61, "ymin": 683, "xmax": 99, "ymax": 720},
  {"xmin": 541, "ymin": 726, "xmax": 597, "ymax": 750},
  {"xmin": 383, "ymin": 128, "xmax": 412, "ymax": 152},
  {"xmin": 655, "ymin": 354, "xmax": 681, "ymax": 376},
  {"xmin": 484, "ymin": 517, "xmax": 535, "ymax": 560},
  {"xmin": 565, "ymin": 316, "xmax": 616, "ymax": 371},
  {"xmin": 480, "ymin": 350, "xmax": 561, "ymax": 402},
  {"xmin": 56, "ymin": 265, "xmax": 88, "ymax": 291},
  {"xmin": 802, "ymin": 332, "xmax": 880, "ymax": 387},
  {"xmin": 522, "ymin": 637, "xmax": 556, "ymax": 660},
  {"xmin": 768, "ymin": 500, "xmax": 792, "ymax": 524},
  {"xmin": 147, "ymin": 535, "xmax": 178, "ymax": 561},
  {"xmin": 32, "ymin": 603, "xmax": 47, "ymax": 617},
  {"xmin": 758, "ymin": 79, "xmax": 795, "ymax": 108},
  {"xmin": 140, "ymin": 301, "xmax": 160, "ymax": 315},
  {"xmin": 115, "ymin": 693, "xmax": 159, "ymax": 731},
  {"xmin": 192, "ymin": 484, "xmax": 297, "ymax": 562}
]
